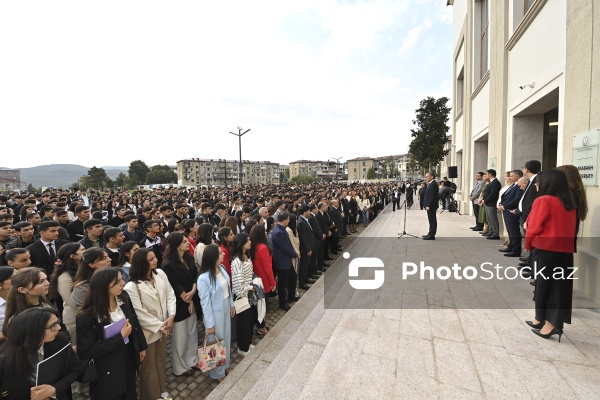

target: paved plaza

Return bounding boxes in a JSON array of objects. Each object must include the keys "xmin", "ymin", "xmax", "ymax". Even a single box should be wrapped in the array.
[{"xmin": 205, "ymin": 201, "xmax": 600, "ymax": 400}]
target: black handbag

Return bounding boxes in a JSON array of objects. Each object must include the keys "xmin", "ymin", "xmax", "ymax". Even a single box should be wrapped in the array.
[{"xmin": 78, "ymin": 359, "xmax": 98, "ymax": 383}]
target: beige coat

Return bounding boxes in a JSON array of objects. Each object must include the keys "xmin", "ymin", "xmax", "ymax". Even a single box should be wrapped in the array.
[{"xmin": 124, "ymin": 268, "xmax": 177, "ymax": 344}]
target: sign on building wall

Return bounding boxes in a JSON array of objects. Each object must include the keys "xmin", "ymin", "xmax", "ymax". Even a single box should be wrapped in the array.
[{"xmin": 572, "ymin": 129, "xmax": 599, "ymax": 186}]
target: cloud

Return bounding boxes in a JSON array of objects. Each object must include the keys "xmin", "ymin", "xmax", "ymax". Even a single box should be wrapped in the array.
[
  {"xmin": 0, "ymin": 0, "xmax": 452, "ymax": 168},
  {"xmin": 399, "ymin": 20, "xmax": 433, "ymax": 55}
]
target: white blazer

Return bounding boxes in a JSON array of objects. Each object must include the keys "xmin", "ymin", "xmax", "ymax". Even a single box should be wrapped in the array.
[{"xmin": 124, "ymin": 268, "xmax": 176, "ymax": 344}]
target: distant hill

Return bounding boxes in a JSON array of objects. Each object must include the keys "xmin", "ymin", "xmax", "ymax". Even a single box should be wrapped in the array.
[{"xmin": 20, "ymin": 164, "xmax": 128, "ymax": 189}]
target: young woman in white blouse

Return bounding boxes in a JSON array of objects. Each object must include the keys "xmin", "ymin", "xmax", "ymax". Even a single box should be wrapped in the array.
[
  {"xmin": 230, "ymin": 233, "xmax": 255, "ymax": 356},
  {"xmin": 125, "ymin": 248, "xmax": 176, "ymax": 400}
]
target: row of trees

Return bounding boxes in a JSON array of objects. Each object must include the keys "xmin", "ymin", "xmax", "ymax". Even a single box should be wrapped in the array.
[{"xmin": 72, "ymin": 160, "xmax": 177, "ymax": 190}]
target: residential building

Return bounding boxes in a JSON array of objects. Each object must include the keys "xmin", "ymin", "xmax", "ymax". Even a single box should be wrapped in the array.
[
  {"xmin": 289, "ymin": 160, "xmax": 340, "ymax": 182},
  {"xmin": 449, "ymin": 0, "xmax": 599, "ymax": 302},
  {"xmin": 177, "ymin": 159, "xmax": 280, "ymax": 187},
  {"xmin": 0, "ymin": 169, "xmax": 23, "ymax": 191},
  {"xmin": 347, "ymin": 157, "xmax": 380, "ymax": 181}
]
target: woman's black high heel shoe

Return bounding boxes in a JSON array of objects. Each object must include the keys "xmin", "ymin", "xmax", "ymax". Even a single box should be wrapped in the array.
[
  {"xmin": 526, "ymin": 320, "xmax": 544, "ymax": 329},
  {"xmin": 532, "ymin": 327, "xmax": 563, "ymax": 343}
]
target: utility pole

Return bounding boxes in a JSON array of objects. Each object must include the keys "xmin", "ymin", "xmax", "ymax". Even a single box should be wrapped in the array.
[{"xmin": 229, "ymin": 127, "xmax": 250, "ymax": 186}]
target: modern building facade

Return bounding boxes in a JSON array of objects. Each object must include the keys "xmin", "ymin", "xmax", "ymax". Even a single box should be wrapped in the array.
[
  {"xmin": 177, "ymin": 159, "xmax": 280, "ymax": 187},
  {"xmin": 449, "ymin": 0, "xmax": 600, "ymax": 302}
]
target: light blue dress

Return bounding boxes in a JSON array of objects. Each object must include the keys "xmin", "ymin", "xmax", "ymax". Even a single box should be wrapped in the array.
[{"xmin": 197, "ymin": 265, "xmax": 234, "ymax": 379}]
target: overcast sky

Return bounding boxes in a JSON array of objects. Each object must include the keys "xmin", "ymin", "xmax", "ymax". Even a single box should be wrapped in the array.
[{"xmin": 0, "ymin": 0, "xmax": 452, "ymax": 169}]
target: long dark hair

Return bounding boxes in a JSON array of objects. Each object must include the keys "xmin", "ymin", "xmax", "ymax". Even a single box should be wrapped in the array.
[
  {"xmin": 73, "ymin": 248, "xmax": 107, "ymax": 287},
  {"xmin": 116, "ymin": 241, "xmax": 138, "ymax": 268},
  {"xmin": 3, "ymin": 267, "xmax": 53, "ymax": 336},
  {"xmin": 217, "ymin": 227, "xmax": 232, "ymax": 250},
  {"xmin": 249, "ymin": 224, "xmax": 271, "ymax": 260},
  {"xmin": 49, "ymin": 243, "xmax": 82, "ymax": 300},
  {"xmin": 163, "ymin": 232, "xmax": 195, "ymax": 269},
  {"xmin": 0, "ymin": 308, "xmax": 60, "ymax": 393},
  {"xmin": 244, "ymin": 219, "xmax": 257, "ymax": 235},
  {"xmin": 288, "ymin": 214, "xmax": 298, "ymax": 237},
  {"xmin": 79, "ymin": 268, "xmax": 122, "ymax": 325},
  {"xmin": 556, "ymin": 164, "xmax": 588, "ymax": 221},
  {"xmin": 197, "ymin": 223, "xmax": 213, "ymax": 246},
  {"xmin": 129, "ymin": 248, "xmax": 157, "ymax": 283},
  {"xmin": 199, "ymin": 244, "xmax": 220, "ymax": 285},
  {"xmin": 536, "ymin": 169, "xmax": 576, "ymax": 210},
  {"xmin": 230, "ymin": 233, "xmax": 249, "ymax": 263}
]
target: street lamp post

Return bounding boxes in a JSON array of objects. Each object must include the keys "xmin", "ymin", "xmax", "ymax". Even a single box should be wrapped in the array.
[
  {"xmin": 330, "ymin": 157, "xmax": 343, "ymax": 182},
  {"xmin": 229, "ymin": 126, "xmax": 250, "ymax": 186}
]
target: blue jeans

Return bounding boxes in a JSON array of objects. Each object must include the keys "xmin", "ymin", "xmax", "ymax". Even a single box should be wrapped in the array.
[{"xmin": 361, "ymin": 209, "xmax": 369, "ymax": 226}]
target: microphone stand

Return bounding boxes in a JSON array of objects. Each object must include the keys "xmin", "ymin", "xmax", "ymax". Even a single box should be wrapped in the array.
[{"xmin": 397, "ymin": 198, "xmax": 419, "ymax": 239}]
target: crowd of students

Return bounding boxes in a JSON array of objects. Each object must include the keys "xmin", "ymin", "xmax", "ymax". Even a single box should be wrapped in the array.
[{"xmin": 0, "ymin": 181, "xmax": 396, "ymax": 399}]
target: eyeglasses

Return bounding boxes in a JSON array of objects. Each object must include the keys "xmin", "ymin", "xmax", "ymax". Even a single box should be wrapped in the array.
[{"xmin": 46, "ymin": 321, "xmax": 60, "ymax": 332}]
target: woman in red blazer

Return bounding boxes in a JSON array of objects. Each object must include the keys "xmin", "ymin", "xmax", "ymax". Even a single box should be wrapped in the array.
[
  {"xmin": 249, "ymin": 224, "xmax": 276, "ymax": 336},
  {"xmin": 524, "ymin": 169, "xmax": 577, "ymax": 342}
]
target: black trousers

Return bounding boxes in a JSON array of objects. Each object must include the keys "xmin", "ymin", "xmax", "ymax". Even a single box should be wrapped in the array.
[
  {"xmin": 426, "ymin": 208, "xmax": 437, "ymax": 237},
  {"xmin": 310, "ymin": 241, "xmax": 320, "ymax": 275},
  {"xmin": 275, "ymin": 267, "xmax": 298, "ymax": 307},
  {"xmin": 330, "ymin": 236, "xmax": 340, "ymax": 252},
  {"xmin": 392, "ymin": 198, "xmax": 400, "ymax": 211},
  {"xmin": 318, "ymin": 238, "xmax": 326, "ymax": 268},
  {"xmin": 503, "ymin": 211, "xmax": 521, "ymax": 253},
  {"xmin": 473, "ymin": 203, "xmax": 482, "ymax": 227},
  {"xmin": 236, "ymin": 306, "xmax": 254, "ymax": 352},
  {"xmin": 298, "ymin": 252, "xmax": 311, "ymax": 285}
]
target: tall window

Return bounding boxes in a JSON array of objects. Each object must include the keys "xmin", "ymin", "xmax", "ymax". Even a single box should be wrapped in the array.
[
  {"xmin": 456, "ymin": 67, "xmax": 464, "ymax": 112},
  {"xmin": 480, "ymin": 0, "xmax": 489, "ymax": 81},
  {"xmin": 524, "ymin": 0, "xmax": 535, "ymax": 14}
]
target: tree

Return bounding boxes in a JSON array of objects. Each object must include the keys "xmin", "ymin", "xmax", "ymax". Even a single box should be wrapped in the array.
[
  {"xmin": 128, "ymin": 160, "xmax": 150, "ymax": 186},
  {"xmin": 379, "ymin": 157, "xmax": 395, "ymax": 179},
  {"xmin": 367, "ymin": 168, "xmax": 377, "ymax": 179},
  {"xmin": 115, "ymin": 173, "xmax": 128, "ymax": 188},
  {"xmin": 289, "ymin": 175, "xmax": 317, "ymax": 184},
  {"xmin": 26, "ymin": 183, "xmax": 37, "ymax": 193},
  {"xmin": 146, "ymin": 165, "xmax": 177, "ymax": 184},
  {"xmin": 408, "ymin": 96, "xmax": 451, "ymax": 172},
  {"xmin": 83, "ymin": 166, "xmax": 110, "ymax": 189}
]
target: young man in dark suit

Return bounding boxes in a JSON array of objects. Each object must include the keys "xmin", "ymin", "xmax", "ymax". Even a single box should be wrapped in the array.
[
  {"xmin": 328, "ymin": 200, "xmax": 343, "ymax": 254},
  {"xmin": 498, "ymin": 170, "xmax": 525, "ymax": 256},
  {"xmin": 422, "ymin": 172, "xmax": 439, "ymax": 240},
  {"xmin": 26, "ymin": 221, "xmax": 69, "ymax": 276},
  {"xmin": 482, "ymin": 169, "xmax": 502, "ymax": 240},
  {"xmin": 518, "ymin": 160, "xmax": 541, "ymax": 272},
  {"xmin": 297, "ymin": 206, "xmax": 317, "ymax": 290}
]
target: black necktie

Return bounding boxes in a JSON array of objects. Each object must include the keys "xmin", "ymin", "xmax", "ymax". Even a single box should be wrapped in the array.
[{"xmin": 47, "ymin": 243, "xmax": 56, "ymax": 260}]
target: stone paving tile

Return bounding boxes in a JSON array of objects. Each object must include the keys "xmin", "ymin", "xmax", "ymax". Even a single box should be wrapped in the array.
[
  {"xmin": 346, "ymin": 353, "xmax": 397, "ymax": 400},
  {"xmin": 555, "ymin": 361, "xmax": 600, "ymax": 399},
  {"xmin": 509, "ymin": 355, "xmax": 578, "ymax": 399},
  {"xmin": 362, "ymin": 315, "xmax": 400, "ymax": 361},
  {"xmin": 428, "ymin": 307, "xmax": 465, "ymax": 342},
  {"xmin": 396, "ymin": 335, "xmax": 435, "ymax": 378},
  {"xmin": 433, "ymin": 337, "xmax": 483, "ymax": 393},
  {"xmin": 469, "ymin": 342, "xmax": 531, "ymax": 399},
  {"xmin": 438, "ymin": 384, "xmax": 486, "ymax": 400}
]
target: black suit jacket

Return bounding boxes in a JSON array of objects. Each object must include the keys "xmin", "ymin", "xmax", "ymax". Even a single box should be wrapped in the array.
[
  {"xmin": 297, "ymin": 217, "xmax": 316, "ymax": 255},
  {"xmin": 316, "ymin": 211, "xmax": 330, "ymax": 236},
  {"xmin": 309, "ymin": 213, "xmax": 323, "ymax": 241},
  {"xmin": 520, "ymin": 176, "xmax": 538, "ymax": 222},
  {"xmin": 483, "ymin": 178, "xmax": 501, "ymax": 207},
  {"xmin": 26, "ymin": 239, "xmax": 70, "ymax": 276},
  {"xmin": 76, "ymin": 293, "xmax": 147, "ymax": 400},
  {"xmin": 328, "ymin": 207, "xmax": 343, "ymax": 237},
  {"xmin": 66, "ymin": 219, "xmax": 85, "ymax": 242},
  {"xmin": 423, "ymin": 180, "xmax": 439, "ymax": 210}
]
